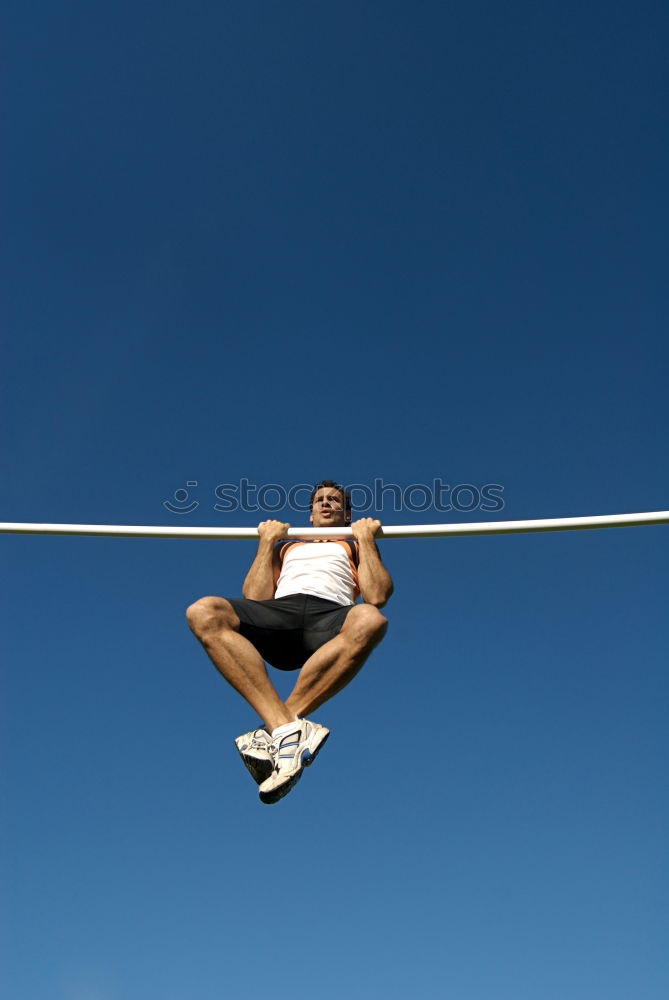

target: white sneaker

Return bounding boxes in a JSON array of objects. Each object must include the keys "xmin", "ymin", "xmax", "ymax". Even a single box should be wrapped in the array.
[
  {"xmin": 258, "ymin": 719, "xmax": 329, "ymax": 805},
  {"xmin": 234, "ymin": 728, "xmax": 275, "ymax": 785}
]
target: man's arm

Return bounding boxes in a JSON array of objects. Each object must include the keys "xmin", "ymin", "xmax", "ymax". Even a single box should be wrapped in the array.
[
  {"xmin": 242, "ymin": 520, "xmax": 290, "ymax": 600},
  {"xmin": 352, "ymin": 518, "xmax": 394, "ymax": 608}
]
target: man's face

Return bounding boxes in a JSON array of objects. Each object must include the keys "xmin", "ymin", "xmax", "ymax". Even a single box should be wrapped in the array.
[{"xmin": 310, "ymin": 486, "xmax": 349, "ymax": 527}]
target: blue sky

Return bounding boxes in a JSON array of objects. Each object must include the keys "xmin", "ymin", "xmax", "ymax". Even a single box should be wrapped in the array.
[{"xmin": 2, "ymin": 2, "xmax": 668, "ymax": 998}]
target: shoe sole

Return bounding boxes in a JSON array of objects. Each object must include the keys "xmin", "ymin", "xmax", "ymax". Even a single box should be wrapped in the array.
[
  {"xmin": 240, "ymin": 753, "xmax": 274, "ymax": 785},
  {"xmin": 259, "ymin": 762, "xmax": 305, "ymax": 804},
  {"xmin": 302, "ymin": 729, "xmax": 329, "ymax": 767},
  {"xmin": 235, "ymin": 731, "xmax": 275, "ymax": 785},
  {"xmin": 259, "ymin": 730, "xmax": 330, "ymax": 805}
]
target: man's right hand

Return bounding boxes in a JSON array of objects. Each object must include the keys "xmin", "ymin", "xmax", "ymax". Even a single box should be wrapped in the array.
[{"xmin": 257, "ymin": 520, "xmax": 290, "ymax": 544}]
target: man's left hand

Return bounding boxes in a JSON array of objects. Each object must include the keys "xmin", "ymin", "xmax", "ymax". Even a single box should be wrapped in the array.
[{"xmin": 351, "ymin": 517, "xmax": 382, "ymax": 540}]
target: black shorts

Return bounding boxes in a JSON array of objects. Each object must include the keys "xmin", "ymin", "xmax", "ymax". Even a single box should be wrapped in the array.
[{"xmin": 226, "ymin": 593, "xmax": 355, "ymax": 671}]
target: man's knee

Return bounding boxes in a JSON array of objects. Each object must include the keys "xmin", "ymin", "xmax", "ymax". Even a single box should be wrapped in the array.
[
  {"xmin": 186, "ymin": 596, "xmax": 238, "ymax": 636},
  {"xmin": 345, "ymin": 603, "xmax": 388, "ymax": 649}
]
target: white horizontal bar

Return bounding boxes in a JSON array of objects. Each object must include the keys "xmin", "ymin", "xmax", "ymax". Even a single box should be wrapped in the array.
[{"xmin": 0, "ymin": 511, "xmax": 668, "ymax": 539}]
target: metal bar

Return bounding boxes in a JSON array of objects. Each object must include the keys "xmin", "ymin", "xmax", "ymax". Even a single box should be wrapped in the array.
[{"xmin": 1, "ymin": 511, "xmax": 668, "ymax": 539}]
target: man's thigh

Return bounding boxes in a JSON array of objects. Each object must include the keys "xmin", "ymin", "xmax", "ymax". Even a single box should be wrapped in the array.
[{"xmin": 301, "ymin": 596, "xmax": 355, "ymax": 659}]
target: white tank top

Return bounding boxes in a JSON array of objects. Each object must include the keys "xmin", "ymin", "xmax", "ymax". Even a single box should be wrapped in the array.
[{"xmin": 274, "ymin": 540, "xmax": 359, "ymax": 606}]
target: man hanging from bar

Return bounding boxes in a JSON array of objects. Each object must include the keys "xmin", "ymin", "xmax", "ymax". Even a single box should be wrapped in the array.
[{"xmin": 186, "ymin": 480, "xmax": 394, "ymax": 804}]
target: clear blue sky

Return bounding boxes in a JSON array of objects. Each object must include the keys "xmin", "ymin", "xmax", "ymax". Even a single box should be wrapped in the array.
[{"xmin": 2, "ymin": 2, "xmax": 668, "ymax": 998}]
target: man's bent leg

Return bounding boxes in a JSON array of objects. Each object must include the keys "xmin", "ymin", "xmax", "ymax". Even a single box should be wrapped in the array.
[
  {"xmin": 186, "ymin": 596, "xmax": 294, "ymax": 732},
  {"xmin": 285, "ymin": 604, "xmax": 388, "ymax": 719}
]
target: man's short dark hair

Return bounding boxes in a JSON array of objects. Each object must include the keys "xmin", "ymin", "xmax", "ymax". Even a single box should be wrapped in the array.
[{"xmin": 310, "ymin": 480, "xmax": 352, "ymax": 523}]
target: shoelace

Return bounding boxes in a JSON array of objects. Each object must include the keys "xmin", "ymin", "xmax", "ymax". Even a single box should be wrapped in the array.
[{"xmin": 247, "ymin": 735, "xmax": 277, "ymax": 754}]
